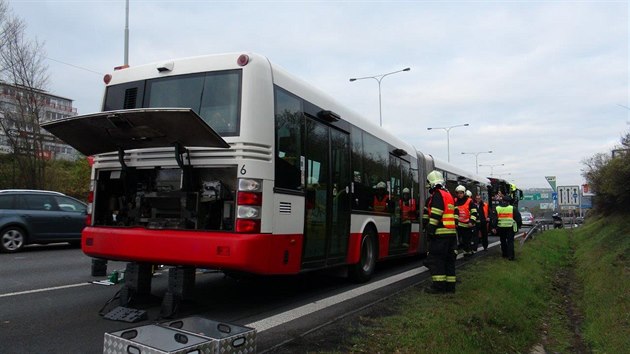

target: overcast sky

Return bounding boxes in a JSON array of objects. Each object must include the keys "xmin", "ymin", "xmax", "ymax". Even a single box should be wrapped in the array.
[{"xmin": 9, "ymin": 0, "xmax": 630, "ymax": 189}]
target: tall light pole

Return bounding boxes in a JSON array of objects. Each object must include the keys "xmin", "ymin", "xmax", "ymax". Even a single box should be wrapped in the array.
[
  {"xmin": 427, "ymin": 123, "xmax": 470, "ymax": 162},
  {"xmin": 461, "ymin": 150, "xmax": 492, "ymax": 174},
  {"xmin": 124, "ymin": 0, "xmax": 129, "ymax": 65},
  {"xmin": 479, "ymin": 163, "xmax": 505, "ymax": 177},
  {"xmin": 350, "ymin": 67, "xmax": 411, "ymax": 127}
]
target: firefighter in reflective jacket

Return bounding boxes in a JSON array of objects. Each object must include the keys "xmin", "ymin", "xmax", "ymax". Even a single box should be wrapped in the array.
[
  {"xmin": 490, "ymin": 195, "xmax": 522, "ymax": 260},
  {"xmin": 422, "ymin": 170, "xmax": 457, "ymax": 294},
  {"xmin": 454, "ymin": 186, "xmax": 478, "ymax": 257},
  {"xmin": 372, "ymin": 181, "xmax": 390, "ymax": 212}
]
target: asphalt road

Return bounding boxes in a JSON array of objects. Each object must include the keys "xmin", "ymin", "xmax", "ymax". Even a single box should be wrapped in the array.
[{"xmin": 0, "ymin": 233, "xmax": 511, "ymax": 353}]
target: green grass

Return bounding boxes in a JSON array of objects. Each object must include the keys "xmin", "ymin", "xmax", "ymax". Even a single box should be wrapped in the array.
[
  {"xmin": 573, "ymin": 216, "xmax": 630, "ymax": 353},
  {"xmin": 335, "ymin": 216, "xmax": 629, "ymax": 353}
]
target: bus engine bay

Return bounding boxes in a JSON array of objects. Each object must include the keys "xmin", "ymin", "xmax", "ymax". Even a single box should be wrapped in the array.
[{"xmin": 93, "ymin": 166, "xmax": 237, "ymax": 232}]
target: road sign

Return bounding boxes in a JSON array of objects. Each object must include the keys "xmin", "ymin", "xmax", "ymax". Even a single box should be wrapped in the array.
[
  {"xmin": 557, "ymin": 185, "xmax": 580, "ymax": 206},
  {"xmin": 545, "ymin": 176, "xmax": 557, "ymax": 192}
]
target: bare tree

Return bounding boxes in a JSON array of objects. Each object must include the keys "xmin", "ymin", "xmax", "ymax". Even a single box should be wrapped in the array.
[{"xmin": 0, "ymin": 0, "xmax": 50, "ymax": 188}]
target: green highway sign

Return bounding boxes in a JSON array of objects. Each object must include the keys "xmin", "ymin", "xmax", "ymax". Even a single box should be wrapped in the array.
[{"xmin": 523, "ymin": 193, "xmax": 552, "ymax": 201}]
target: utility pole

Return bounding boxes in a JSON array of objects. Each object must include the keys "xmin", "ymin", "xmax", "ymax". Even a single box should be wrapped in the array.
[{"xmin": 124, "ymin": 0, "xmax": 129, "ymax": 66}]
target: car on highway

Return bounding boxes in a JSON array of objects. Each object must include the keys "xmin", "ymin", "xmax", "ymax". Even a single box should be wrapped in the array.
[
  {"xmin": 521, "ymin": 211, "xmax": 535, "ymax": 227},
  {"xmin": 0, "ymin": 189, "xmax": 87, "ymax": 253}
]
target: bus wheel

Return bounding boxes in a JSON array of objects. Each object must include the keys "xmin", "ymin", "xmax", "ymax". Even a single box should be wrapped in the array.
[{"xmin": 348, "ymin": 227, "xmax": 376, "ymax": 283}]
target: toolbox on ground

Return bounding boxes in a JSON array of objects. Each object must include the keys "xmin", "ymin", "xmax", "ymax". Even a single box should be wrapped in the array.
[
  {"xmin": 160, "ymin": 316, "xmax": 256, "ymax": 354},
  {"xmin": 103, "ymin": 324, "xmax": 216, "ymax": 354}
]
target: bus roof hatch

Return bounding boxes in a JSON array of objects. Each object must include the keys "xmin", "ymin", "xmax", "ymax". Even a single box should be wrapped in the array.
[{"xmin": 42, "ymin": 108, "xmax": 230, "ymax": 156}]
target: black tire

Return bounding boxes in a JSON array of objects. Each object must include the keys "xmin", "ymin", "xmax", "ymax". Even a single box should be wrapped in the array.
[
  {"xmin": 348, "ymin": 227, "xmax": 377, "ymax": 283},
  {"xmin": 1, "ymin": 226, "xmax": 27, "ymax": 253}
]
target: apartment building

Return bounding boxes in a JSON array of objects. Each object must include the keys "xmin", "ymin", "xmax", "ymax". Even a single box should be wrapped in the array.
[{"xmin": 0, "ymin": 82, "xmax": 79, "ymax": 160}]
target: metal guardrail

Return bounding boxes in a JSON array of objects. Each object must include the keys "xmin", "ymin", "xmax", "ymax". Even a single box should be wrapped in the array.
[
  {"xmin": 519, "ymin": 222, "xmax": 542, "ymax": 247},
  {"xmin": 519, "ymin": 219, "xmax": 582, "ymax": 248}
]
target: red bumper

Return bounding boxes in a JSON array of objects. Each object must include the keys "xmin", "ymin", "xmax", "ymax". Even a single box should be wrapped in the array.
[{"xmin": 82, "ymin": 227, "xmax": 303, "ymax": 275}]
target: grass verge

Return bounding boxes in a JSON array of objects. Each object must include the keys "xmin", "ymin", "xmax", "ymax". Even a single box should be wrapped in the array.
[
  {"xmin": 573, "ymin": 215, "xmax": 629, "ymax": 353},
  {"xmin": 332, "ymin": 216, "xmax": 629, "ymax": 353}
]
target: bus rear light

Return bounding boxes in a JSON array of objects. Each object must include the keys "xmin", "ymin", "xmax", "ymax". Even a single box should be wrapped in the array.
[
  {"xmin": 236, "ymin": 219, "xmax": 260, "ymax": 233},
  {"xmin": 237, "ymin": 54, "xmax": 250, "ymax": 67},
  {"xmin": 238, "ymin": 178, "xmax": 262, "ymax": 192},
  {"xmin": 237, "ymin": 192, "xmax": 262, "ymax": 206},
  {"xmin": 86, "ymin": 182, "xmax": 94, "ymax": 226},
  {"xmin": 237, "ymin": 205, "xmax": 260, "ymax": 219},
  {"xmin": 236, "ymin": 178, "xmax": 262, "ymax": 232},
  {"xmin": 103, "ymin": 74, "xmax": 112, "ymax": 84}
]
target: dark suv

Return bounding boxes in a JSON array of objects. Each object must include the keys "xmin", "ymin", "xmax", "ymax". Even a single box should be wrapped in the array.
[{"xmin": 0, "ymin": 190, "xmax": 87, "ymax": 253}]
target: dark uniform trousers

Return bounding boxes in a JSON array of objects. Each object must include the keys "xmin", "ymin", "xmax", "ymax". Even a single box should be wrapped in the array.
[
  {"xmin": 496, "ymin": 226, "xmax": 515, "ymax": 260},
  {"xmin": 426, "ymin": 235, "xmax": 457, "ymax": 290}
]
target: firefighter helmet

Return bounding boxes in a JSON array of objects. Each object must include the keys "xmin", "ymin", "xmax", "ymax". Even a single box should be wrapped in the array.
[
  {"xmin": 465, "ymin": 190, "xmax": 472, "ymax": 197},
  {"xmin": 455, "ymin": 185, "xmax": 466, "ymax": 193},
  {"xmin": 426, "ymin": 170, "xmax": 444, "ymax": 188}
]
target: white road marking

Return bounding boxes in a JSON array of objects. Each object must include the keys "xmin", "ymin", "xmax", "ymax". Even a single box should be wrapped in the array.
[
  {"xmin": 246, "ymin": 266, "xmax": 430, "ymax": 332},
  {"xmin": 0, "ymin": 282, "xmax": 90, "ymax": 298}
]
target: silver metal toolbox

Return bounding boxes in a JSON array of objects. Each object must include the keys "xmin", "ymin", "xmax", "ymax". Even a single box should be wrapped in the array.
[
  {"xmin": 103, "ymin": 324, "xmax": 216, "ymax": 354},
  {"xmin": 161, "ymin": 317, "xmax": 256, "ymax": 354}
]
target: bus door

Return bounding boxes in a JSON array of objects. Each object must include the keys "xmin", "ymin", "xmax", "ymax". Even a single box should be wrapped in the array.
[
  {"xmin": 302, "ymin": 118, "xmax": 351, "ymax": 268},
  {"xmin": 389, "ymin": 156, "xmax": 413, "ymax": 254}
]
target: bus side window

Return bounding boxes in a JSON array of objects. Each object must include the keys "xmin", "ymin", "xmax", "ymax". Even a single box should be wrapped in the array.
[{"xmin": 276, "ymin": 136, "xmax": 301, "ymax": 190}]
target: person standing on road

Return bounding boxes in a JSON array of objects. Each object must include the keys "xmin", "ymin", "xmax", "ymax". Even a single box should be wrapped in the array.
[
  {"xmin": 490, "ymin": 194, "xmax": 522, "ymax": 260},
  {"xmin": 422, "ymin": 170, "xmax": 458, "ymax": 294},
  {"xmin": 454, "ymin": 185, "xmax": 477, "ymax": 257},
  {"xmin": 473, "ymin": 193, "xmax": 489, "ymax": 251}
]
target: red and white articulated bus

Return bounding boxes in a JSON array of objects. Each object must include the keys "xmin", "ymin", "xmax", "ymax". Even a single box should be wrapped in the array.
[{"xmin": 43, "ymin": 53, "xmax": 491, "ymax": 284}]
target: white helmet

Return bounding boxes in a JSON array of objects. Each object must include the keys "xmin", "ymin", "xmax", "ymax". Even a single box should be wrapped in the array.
[
  {"xmin": 455, "ymin": 185, "xmax": 466, "ymax": 193},
  {"xmin": 375, "ymin": 181, "xmax": 387, "ymax": 189},
  {"xmin": 426, "ymin": 170, "xmax": 444, "ymax": 188},
  {"xmin": 465, "ymin": 190, "xmax": 472, "ymax": 197},
  {"xmin": 402, "ymin": 187, "xmax": 410, "ymax": 194}
]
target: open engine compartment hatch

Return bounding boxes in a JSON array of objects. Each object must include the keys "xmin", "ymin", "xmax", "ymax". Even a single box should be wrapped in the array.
[{"xmin": 41, "ymin": 108, "xmax": 230, "ymax": 156}]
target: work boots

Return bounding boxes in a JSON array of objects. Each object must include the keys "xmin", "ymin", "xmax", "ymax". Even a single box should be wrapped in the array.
[
  {"xmin": 425, "ymin": 282, "xmax": 445, "ymax": 294},
  {"xmin": 445, "ymin": 282, "xmax": 456, "ymax": 293}
]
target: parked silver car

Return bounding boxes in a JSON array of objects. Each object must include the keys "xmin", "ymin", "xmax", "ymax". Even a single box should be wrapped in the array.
[
  {"xmin": 521, "ymin": 211, "xmax": 535, "ymax": 227},
  {"xmin": 0, "ymin": 189, "xmax": 87, "ymax": 252}
]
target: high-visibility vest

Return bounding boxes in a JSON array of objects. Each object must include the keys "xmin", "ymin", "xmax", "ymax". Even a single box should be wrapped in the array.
[
  {"xmin": 373, "ymin": 195, "xmax": 389, "ymax": 212},
  {"xmin": 496, "ymin": 205, "xmax": 514, "ymax": 228},
  {"xmin": 427, "ymin": 189, "xmax": 456, "ymax": 235},
  {"xmin": 400, "ymin": 199, "xmax": 417, "ymax": 222},
  {"xmin": 457, "ymin": 198, "xmax": 472, "ymax": 223}
]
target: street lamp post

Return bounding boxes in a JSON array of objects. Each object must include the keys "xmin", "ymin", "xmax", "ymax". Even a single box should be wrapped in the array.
[
  {"xmin": 478, "ymin": 163, "xmax": 505, "ymax": 177},
  {"xmin": 461, "ymin": 150, "xmax": 493, "ymax": 174},
  {"xmin": 350, "ymin": 67, "xmax": 411, "ymax": 127},
  {"xmin": 427, "ymin": 123, "xmax": 470, "ymax": 162}
]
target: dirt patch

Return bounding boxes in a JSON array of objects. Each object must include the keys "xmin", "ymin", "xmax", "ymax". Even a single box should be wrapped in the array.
[{"xmin": 533, "ymin": 234, "xmax": 590, "ymax": 354}]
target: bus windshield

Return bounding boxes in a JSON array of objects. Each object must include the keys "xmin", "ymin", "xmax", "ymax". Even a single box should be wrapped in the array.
[{"xmin": 103, "ymin": 69, "xmax": 242, "ymax": 136}]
